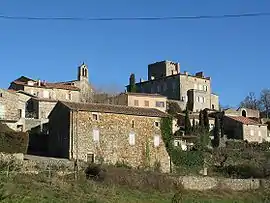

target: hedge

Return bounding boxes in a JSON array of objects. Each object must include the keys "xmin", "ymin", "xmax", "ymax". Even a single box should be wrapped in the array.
[{"xmin": 0, "ymin": 123, "xmax": 29, "ymax": 154}]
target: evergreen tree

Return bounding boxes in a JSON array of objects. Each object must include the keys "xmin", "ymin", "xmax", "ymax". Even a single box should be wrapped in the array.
[
  {"xmin": 199, "ymin": 110, "xmax": 204, "ymax": 127},
  {"xmin": 128, "ymin": 73, "xmax": 136, "ymax": 93},
  {"xmin": 220, "ymin": 111, "xmax": 225, "ymax": 138},
  {"xmin": 212, "ymin": 116, "xmax": 220, "ymax": 148},
  {"xmin": 203, "ymin": 109, "xmax": 210, "ymax": 132},
  {"xmin": 185, "ymin": 110, "xmax": 192, "ymax": 135}
]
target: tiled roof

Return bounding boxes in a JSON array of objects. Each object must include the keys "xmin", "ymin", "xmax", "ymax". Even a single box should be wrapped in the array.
[
  {"xmin": 12, "ymin": 78, "xmax": 80, "ymax": 91},
  {"xmin": 61, "ymin": 101, "xmax": 168, "ymax": 118},
  {"xmin": 226, "ymin": 116, "xmax": 264, "ymax": 125},
  {"xmin": 123, "ymin": 92, "xmax": 167, "ymax": 98}
]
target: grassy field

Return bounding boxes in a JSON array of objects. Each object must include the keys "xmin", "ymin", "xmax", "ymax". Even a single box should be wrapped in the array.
[{"xmin": 0, "ymin": 172, "xmax": 268, "ymax": 203}]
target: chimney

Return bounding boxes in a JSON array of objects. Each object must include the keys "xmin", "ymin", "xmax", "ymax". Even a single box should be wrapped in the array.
[
  {"xmin": 176, "ymin": 63, "xmax": 180, "ymax": 73},
  {"xmin": 38, "ymin": 80, "xmax": 41, "ymax": 86},
  {"xmin": 184, "ymin": 71, "xmax": 188, "ymax": 75}
]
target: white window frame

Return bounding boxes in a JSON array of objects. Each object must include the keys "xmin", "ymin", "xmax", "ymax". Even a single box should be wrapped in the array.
[
  {"xmin": 93, "ymin": 129, "xmax": 100, "ymax": 142},
  {"xmin": 92, "ymin": 113, "xmax": 99, "ymax": 121},
  {"xmin": 129, "ymin": 132, "xmax": 135, "ymax": 145},
  {"xmin": 154, "ymin": 135, "xmax": 160, "ymax": 147}
]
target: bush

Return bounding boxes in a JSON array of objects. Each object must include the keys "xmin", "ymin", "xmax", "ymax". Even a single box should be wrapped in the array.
[
  {"xmin": 0, "ymin": 123, "xmax": 29, "ymax": 154},
  {"xmin": 115, "ymin": 161, "xmax": 132, "ymax": 169},
  {"xmin": 171, "ymin": 149, "xmax": 204, "ymax": 172},
  {"xmin": 85, "ymin": 164, "xmax": 106, "ymax": 181}
]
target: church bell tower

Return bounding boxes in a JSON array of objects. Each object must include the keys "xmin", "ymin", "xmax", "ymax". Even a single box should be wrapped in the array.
[{"xmin": 78, "ymin": 63, "xmax": 89, "ymax": 81}]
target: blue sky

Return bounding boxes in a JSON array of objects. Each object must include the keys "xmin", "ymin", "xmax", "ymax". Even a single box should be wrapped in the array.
[{"xmin": 0, "ymin": 0, "xmax": 269, "ymax": 107}]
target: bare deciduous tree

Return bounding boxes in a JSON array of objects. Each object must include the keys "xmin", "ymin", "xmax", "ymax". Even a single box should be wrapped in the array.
[
  {"xmin": 260, "ymin": 89, "xmax": 270, "ymax": 118},
  {"xmin": 240, "ymin": 92, "xmax": 261, "ymax": 110}
]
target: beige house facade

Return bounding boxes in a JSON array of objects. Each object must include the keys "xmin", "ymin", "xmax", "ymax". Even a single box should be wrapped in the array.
[
  {"xmin": 48, "ymin": 101, "xmax": 171, "ymax": 173},
  {"xmin": 105, "ymin": 92, "xmax": 167, "ymax": 112},
  {"xmin": 223, "ymin": 116, "xmax": 268, "ymax": 143},
  {"xmin": 0, "ymin": 89, "xmax": 26, "ymax": 131},
  {"xmin": 126, "ymin": 60, "xmax": 219, "ymax": 112}
]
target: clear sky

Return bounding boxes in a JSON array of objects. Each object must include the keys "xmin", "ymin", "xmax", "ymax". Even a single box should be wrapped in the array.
[{"xmin": 0, "ymin": 0, "xmax": 269, "ymax": 107}]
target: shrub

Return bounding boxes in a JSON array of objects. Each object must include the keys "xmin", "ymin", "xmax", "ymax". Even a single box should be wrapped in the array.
[
  {"xmin": 0, "ymin": 123, "xmax": 29, "ymax": 154},
  {"xmin": 85, "ymin": 164, "xmax": 106, "ymax": 181},
  {"xmin": 115, "ymin": 161, "xmax": 132, "ymax": 169}
]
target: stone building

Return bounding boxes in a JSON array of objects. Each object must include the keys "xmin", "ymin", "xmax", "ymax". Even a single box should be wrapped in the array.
[
  {"xmin": 126, "ymin": 60, "xmax": 219, "ymax": 112},
  {"xmin": 0, "ymin": 89, "xmax": 26, "ymax": 131},
  {"xmin": 223, "ymin": 115, "xmax": 268, "ymax": 143},
  {"xmin": 104, "ymin": 92, "xmax": 168, "ymax": 112},
  {"xmin": 48, "ymin": 101, "xmax": 171, "ymax": 173},
  {"xmin": 9, "ymin": 63, "xmax": 93, "ymax": 103}
]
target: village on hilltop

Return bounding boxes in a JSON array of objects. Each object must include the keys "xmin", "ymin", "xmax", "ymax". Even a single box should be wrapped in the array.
[{"xmin": 0, "ymin": 60, "xmax": 269, "ymax": 173}]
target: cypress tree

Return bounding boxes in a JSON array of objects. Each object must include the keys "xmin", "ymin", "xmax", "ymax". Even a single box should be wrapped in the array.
[
  {"xmin": 128, "ymin": 73, "xmax": 136, "ymax": 93},
  {"xmin": 192, "ymin": 118, "xmax": 196, "ymax": 132},
  {"xmin": 185, "ymin": 110, "xmax": 192, "ymax": 135},
  {"xmin": 212, "ymin": 116, "xmax": 220, "ymax": 148},
  {"xmin": 203, "ymin": 109, "xmax": 210, "ymax": 132},
  {"xmin": 199, "ymin": 110, "xmax": 204, "ymax": 127}
]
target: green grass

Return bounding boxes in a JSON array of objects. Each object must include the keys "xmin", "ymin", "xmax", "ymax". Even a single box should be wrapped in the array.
[{"xmin": 0, "ymin": 173, "xmax": 268, "ymax": 203}]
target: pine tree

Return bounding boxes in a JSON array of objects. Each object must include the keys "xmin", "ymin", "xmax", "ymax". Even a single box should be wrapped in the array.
[
  {"xmin": 212, "ymin": 116, "xmax": 220, "ymax": 148},
  {"xmin": 203, "ymin": 109, "xmax": 210, "ymax": 132},
  {"xmin": 185, "ymin": 110, "xmax": 192, "ymax": 135},
  {"xmin": 128, "ymin": 73, "xmax": 136, "ymax": 93}
]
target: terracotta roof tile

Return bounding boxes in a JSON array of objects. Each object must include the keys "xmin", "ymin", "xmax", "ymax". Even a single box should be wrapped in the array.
[
  {"xmin": 124, "ymin": 92, "xmax": 167, "ymax": 98},
  {"xmin": 61, "ymin": 101, "xmax": 168, "ymax": 118},
  {"xmin": 12, "ymin": 80, "xmax": 80, "ymax": 91},
  {"xmin": 226, "ymin": 116, "xmax": 263, "ymax": 125}
]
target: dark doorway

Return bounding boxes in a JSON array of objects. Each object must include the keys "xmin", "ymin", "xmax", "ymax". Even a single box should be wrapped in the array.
[{"xmin": 242, "ymin": 110, "xmax": 247, "ymax": 117}]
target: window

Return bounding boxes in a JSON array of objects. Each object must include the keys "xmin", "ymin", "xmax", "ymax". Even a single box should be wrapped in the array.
[
  {"xmin": 203, "ymin": 85, "xmax": 208, "ymax": 91},
  {"xmin": 202, "ymin": 97, "xmax": 205, "ymax": 103},
  {"xmin": 197, "ymin": 97, "xmax": 200, "ymax": 102},
  {"xmin": 163, "ymin": 83, "xmax": 167, "ymax": 91},
  {"xmin": 134, "ymin": 100, "xmax": 139, "ymax": 106},
  {"xmin": 92, "ymin": 113, "xmax": 98, "ymax": 121},
  {"xmin": 87, "ymin": 154, "xmax": 95, "ymax": 163},
  {"xmin": 154, "ymin": 135, "xmax": 160, "ymax": 147},
  {"xmin": 250, "ymin": 130, "xmax": 254, "ymax": 136},
  {"xmin": 131, "ymin": 120, "xmax": 135, "ymax": 128},
  {"xmin": 18, "ymin": 109, "xmax": 22, "ymax": 118},
  {"xmin": 93, "ymin": 129, "xmax": 99, "ymax": 142},
  {"xmin": 144, "ymin": 100, "xmax": 149, "ymax": 107},
  {"xmin": 129, "ymin": 133, "xmax": 135, "ymax": 145},
  {"xmin": 154, "ymin": 121, "xmax": 160, "ymax": 128},
  {"xmin": 156, "ymin": 101, "xmax": 165, "ymax": 107},
  {"xmin": 194, "ymin": 84, "xmax": 198, "ymax": 90},
  {"xmin": 157, "ymin": 85, "xmax": 160, "ymax": 93}
]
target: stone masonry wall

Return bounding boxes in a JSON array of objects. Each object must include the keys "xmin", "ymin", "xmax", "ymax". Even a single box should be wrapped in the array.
[
  {"xmin": 24, "ymin": 86, "xmax": 80, "ymax": 102},
  {"xmin": 71, "ymin": 111, "xmax": 171, "ymax": 173},
  {"xmin": 243, "ymin": 124, "xmax": 268, "ymax": 143},
  {"xmin": 38, "ymin": 101, "xmax": 58, "ymax": 119}
]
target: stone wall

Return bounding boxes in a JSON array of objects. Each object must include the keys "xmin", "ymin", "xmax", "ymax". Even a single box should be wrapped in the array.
[
  {"xmin": 38, "ymin": 100, "xmax": 58, "ymax": 119},
  {"xmin": 210, "ymin": 93, "xmax": 219, "ymax": 110},
  {"xmin": 68, "ymin": 111, "xmax": 171, "ymax": 173},
  {"xmin": 243, "ymin": 124, "xmax": 268, "ymax": 143},
  {"xmin": 179, "ymin": 176, "xmax": 260, "ymax": 191},
  {"xmin": 24, "ymin": 86, "xmax": 80, "ymax": 102},
  {"xmin": 136, "ymin": 75, "xmax": 181, "ymax": 101},
  {"xmin": 187, "ymin": 89, "xmax": 211, "ymax": 112}
]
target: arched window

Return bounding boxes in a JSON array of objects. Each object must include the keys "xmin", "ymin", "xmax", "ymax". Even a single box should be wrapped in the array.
[
  {"xmin": 242, "ymin": 110, "xmax": 247, "ymax": 117},
  {"xmin": 212, "ymin": 104, "xmax": 215, "ymax": 110}
]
